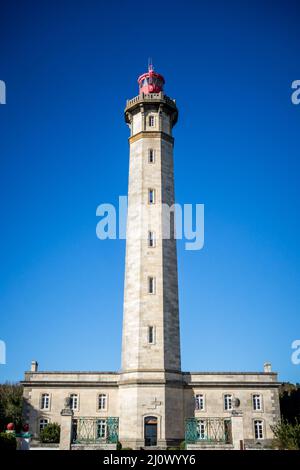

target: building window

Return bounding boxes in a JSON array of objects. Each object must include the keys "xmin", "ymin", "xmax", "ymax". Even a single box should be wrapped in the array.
[
  {"xmin": 148, "ymin": 148, "xmax": 155, "ymax": 163},
  {"xmin": 39, "ymin": 418, "xmax": 49, "ymax": 433},
  {"xmin": 197, "ymin": 420, "xmax": 206, "ymax": 440},
  {"xmin": 149, "ymin": 115, "xmax": 155, "ymax": 127},
  {"xmin": 97, "ymin": 419, "xmax": 106, "ymax": 439},
  {"xmin": 148, "ymin": 276, "xmax": 155, "ymax": 294},
  {"xmin": 70, "ymin": 394, "xmax": 78, "ymax": 411},
  {"xmin": 254, "ymin": 420, "xmax": 264, "ymax": 439},
  {"xmin": 148, "ymin": 188, "xmax": 155, "ymax": 204},
  {"xmin": 40, "ymin": 393, "xmax": 50, "ymax": 410},
  {"xmin": 195, "ymin": 394, "xmax": 205, "ymax": 411},
  {"xmin": 224, "ymin": 394, "xmax": 233, "ymax": 411},
  {"xmin": 98, "ymin": 394, "xmax": 107, "ymax": 410},
  {"xmin": 253, "ymin": 394, "xmax": 262, "ymax": 411},
  {"xmin": 148, "ymin": 231, "xmax": 155, "ymax": 247},
  {"xmin": 148, "ymin": 326, "xmax": 155, "ymax": 344}
]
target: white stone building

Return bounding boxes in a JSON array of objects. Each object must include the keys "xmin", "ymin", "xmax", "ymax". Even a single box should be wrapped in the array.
[{"xmin": 22, "ymin": 65, "xmax": 281, "ymax": 450}]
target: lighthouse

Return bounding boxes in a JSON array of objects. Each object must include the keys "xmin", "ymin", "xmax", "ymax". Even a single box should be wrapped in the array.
[
  {"xmin": 21, "ymin": 64, "xmax": 281, "ymax": 452},
  {"xmin": 119, "ymin": 63, "xmax": 184, "ymax": 447}
]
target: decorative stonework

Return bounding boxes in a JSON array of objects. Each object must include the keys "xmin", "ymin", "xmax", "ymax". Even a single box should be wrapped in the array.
[{"xmin": 129, "ymin": 131, "xmax": 174, "ymax": 145}]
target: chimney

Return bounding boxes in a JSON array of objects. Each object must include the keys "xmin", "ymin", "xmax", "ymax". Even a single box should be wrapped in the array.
[
  {"xmin": 264, "ymin": 362, "xmax": 272, "ymax": 373},
  {"xmin": 31, "ymin": 360, "xmax": 38, "ymax": 372}
]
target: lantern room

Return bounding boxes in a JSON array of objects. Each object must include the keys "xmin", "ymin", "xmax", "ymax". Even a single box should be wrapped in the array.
[{"xmin": 138, "ymin": 63, "xmax": 165, "ymax": 94}]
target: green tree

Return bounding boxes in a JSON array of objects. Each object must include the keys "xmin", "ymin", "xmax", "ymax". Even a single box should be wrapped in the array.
[
  {"xmin": 271, "ymin": 419, "xmax": 300, "ymax": 450},
  {"xmin": 40, "ymin": 423, "xmax": 60, "ymax": 443},
  {"xmin": 0, "ymin": 432, "xmax": 17, "ymax": 451},
  {"xmin": 279, "ymin": 383, "xmax": 300, "ymax": 424},
  {"xmin": 0, "ymin": 383, "xmax": 23, "ymax": 432}
]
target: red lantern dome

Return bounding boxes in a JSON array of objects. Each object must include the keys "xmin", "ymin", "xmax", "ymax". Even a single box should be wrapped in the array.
[{"xmin": 138, "ymin": 61, "xmax": 165, "ymax": 94}]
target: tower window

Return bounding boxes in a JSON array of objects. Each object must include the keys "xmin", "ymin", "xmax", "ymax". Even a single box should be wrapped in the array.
[
  {"xmin": 98, "ymin": 394, "xmax": 107, "ymax": 410},
  {"xmin": 224, "ymin": 394, "xmax": 232, "ymax": 411},
  {"xmin": 148, "ymin": 326, "xmax": 155, "ymax": 344},
  {"xmin": 149, "ymin": 115, "xmax": 155, "ymax": 127},
  {"xmin": 148, "ymin": 276, "xmax": 155, "ymax": 294},
  {"xmin": 195, "ymin": 394, "xmax": 205, "ymax": 411},
  {"xmin": 70, "ymin": 394, "xmax": 78, "ymax": 411},
  {"xmin": 148, "ymin": 231, "xmax": 155, "ymax": 247},
  {"xmin": 148, "ymin": 189, "xmax": 155, "ymax": 204},
  {"xmin": 40, "ymin": 393, "xmax": 50, "ymax": 410},
  {"xmin": 148, "ymin": 148, "xmax": 155, "ymax": 163},
  {"xmin": 254, "ymin": 420, "xmax": 264, "ymax": 439},
  {"xmin": 253, "ymin": 394, "xmax": 262, "ymax": 411}
]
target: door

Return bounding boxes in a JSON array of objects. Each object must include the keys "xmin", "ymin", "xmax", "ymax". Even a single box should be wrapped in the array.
[{"xmin": 144, "ymin": 416, "xmax": 157, "ymax": 446}]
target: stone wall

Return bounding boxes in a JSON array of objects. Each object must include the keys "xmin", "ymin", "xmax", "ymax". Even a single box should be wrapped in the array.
[{"xmin": 22, "ymin": 372, "xmax": 119, "ymax": 438}]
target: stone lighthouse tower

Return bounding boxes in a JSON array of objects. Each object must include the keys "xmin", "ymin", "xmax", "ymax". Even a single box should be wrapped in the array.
[
  {"xmin": 119, "ymin": 64, "xmax": 184, "ymax": 448},
  {"xmin": 21, "ymin": 64, "xmax": 281, "ymax": 452}
]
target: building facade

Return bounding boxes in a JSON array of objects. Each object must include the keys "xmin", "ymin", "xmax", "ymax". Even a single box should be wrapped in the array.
[{"xmin": 22, "ymin": 65, "xmax": 281, "ymax": 449}]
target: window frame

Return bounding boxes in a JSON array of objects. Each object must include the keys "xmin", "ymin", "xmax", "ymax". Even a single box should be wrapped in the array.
[
  {"xmin": 224, "ymin": 393, "xmax": 233, "ymax": 411},
  {"xmin": 70, "ymin": 393, "xmax": 79, "ymax": 411},
  {"xmin": 40, "ymin": 393, "xmax": 50, "ymax": 410},
  {"xmin": 98, "ymin": 393, "xmax": 107, "ymax": 411},
  {"xmin": 148, "ymin": 231, "xmax": 156, "ymax": 248},
  {"xmin": 195, "ymin": 394, "xmax": 205, "ymax": 411},
  {"xmin": 96, "ymin": 419, "xmax": 107, "ymax": 440},
  {"xmin": 254, "ymin": 419, "xmax": 264, "ymax": 440},
  {"xmin": 148, "ymin": 115, "xmax": 155, "ymax": 127},
  {"xmin": 197, "ymin": 420, "xmax": 206, "ymax": 440},
  {"xmin": 39, "ymin": 418, "xmax": 49, "ymax": 433},
  {"xmin": 148, "ymin": 188, "xmax": 155, "ymax": 204},
  {"xmin": 148, "ymin": 148, "xmax": 155, "ymax": 163},
  {"xmin": 148, "ymin": 325, "xmax": 155, "ymax": 344},
  {"xmin": 148, "ymin": 276, "xmax": 156, "ymax": 294},
  {"xmin": 252, "ymin": 394, "xmax": 263, "ymax": 411}
]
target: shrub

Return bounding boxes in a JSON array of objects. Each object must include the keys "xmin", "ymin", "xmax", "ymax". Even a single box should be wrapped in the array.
[
  {"xmin": 179, "ymin": 440, "xmax": 186, "ymax": 450},
  {"xmin": 0, "ymin": 432, "xmax": 17, "ymax": 451},
  {"xmin": 117, "ymin": 441, "xmax": 122, "ymax": 450},
  {"xmin": 271, "ymin": 419, "xmax": 300, "ymax": 450},
  {"xmin": 40, "ymin": 423, "xmax": 60, "ymax": 443}
]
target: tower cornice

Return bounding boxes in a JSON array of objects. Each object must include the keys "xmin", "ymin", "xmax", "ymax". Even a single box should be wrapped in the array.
[
  {"xmin": 125, "ymin": 92, "xmax": 178, "ymax": 126},
  {"xmin": 128, "ymin": 131, "xmax": 174, "ymax": 145}
]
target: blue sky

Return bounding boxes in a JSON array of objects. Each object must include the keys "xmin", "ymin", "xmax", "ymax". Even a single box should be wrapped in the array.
[{"xmin": 0, "ymin": 0, "xmax": 299, "ymax": 383}]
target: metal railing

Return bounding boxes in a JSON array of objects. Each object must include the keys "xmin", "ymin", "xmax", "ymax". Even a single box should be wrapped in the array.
[
  {"xmin": 185, "ymin": 417, "xmax": 232, "ymax": 444},
  {"xmin": 72, "ymin": 417, "xmax": 119, "ymax": 444},
  {"xmin": 126, "ymin": 92, "xmax": 176, "ymax": 109}
]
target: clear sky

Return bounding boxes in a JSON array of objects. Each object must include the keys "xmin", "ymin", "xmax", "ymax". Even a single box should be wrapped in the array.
[{"xmin": 0, "ymin": 0, "xmax": 299, "ymax": 384}]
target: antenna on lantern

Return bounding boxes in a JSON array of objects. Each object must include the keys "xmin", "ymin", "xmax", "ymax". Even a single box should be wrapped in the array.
[
  {"xmin": 148, "ymin": 57, "xmax": 154, "ymax": 73},
  {"xmin": 138, "ymin": 60, "xmax": 165, "ymax": 94}
]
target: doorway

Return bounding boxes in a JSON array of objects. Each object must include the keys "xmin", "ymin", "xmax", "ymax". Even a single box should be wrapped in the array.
[{"xmin": 144, "ymin": 416, "xmax": 157, "ymax": 446}]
